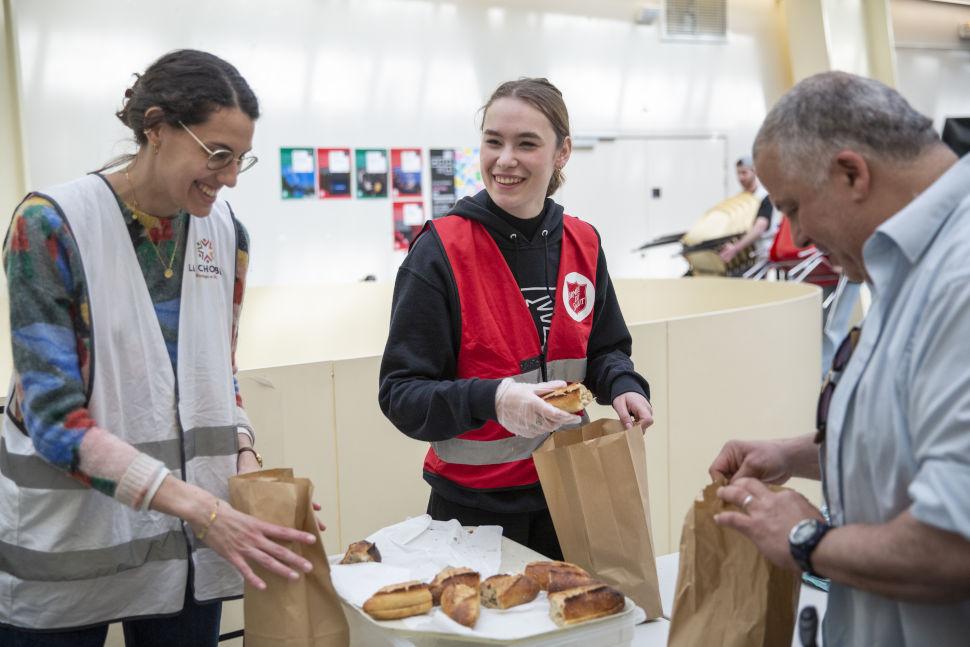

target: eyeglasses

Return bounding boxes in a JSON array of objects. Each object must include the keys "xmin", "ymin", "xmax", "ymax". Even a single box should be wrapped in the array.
[
  {"xmin": 814, "ymin": 326, "xmax": 862, "ymax": 444},
  {"xmin": 179, "ymin": 121, "xmax": 258, "ymax": 173}
]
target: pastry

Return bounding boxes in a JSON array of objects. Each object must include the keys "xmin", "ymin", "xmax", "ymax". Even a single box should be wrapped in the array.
[{"xmin": 339, "ymin": 540, "xmax": 381, "ymax": 564}]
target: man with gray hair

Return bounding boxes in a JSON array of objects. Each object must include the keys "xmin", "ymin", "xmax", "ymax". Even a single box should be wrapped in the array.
[{"xmin": 709, "ymin": 71, "xmax": 970, "ymax": 645}]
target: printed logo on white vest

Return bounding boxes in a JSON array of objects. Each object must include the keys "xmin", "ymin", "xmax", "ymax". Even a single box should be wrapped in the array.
[
  {"xmin": 189, "ymin": 238, "xmax": 223, "ymax": 278},
  {"xmin": 562, "ymin": 272, "xmax": 594, "ymax": 322}
]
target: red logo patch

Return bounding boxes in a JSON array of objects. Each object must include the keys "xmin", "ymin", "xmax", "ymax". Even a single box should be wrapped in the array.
[{"xmin": 567, "ymin": 281, "xmax": 587, "ymax": 315}]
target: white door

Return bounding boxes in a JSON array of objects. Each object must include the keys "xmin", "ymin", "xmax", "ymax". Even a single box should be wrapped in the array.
[{"xmin": 555, "ymin": 136, "xmax": 728, "ymax": 278}]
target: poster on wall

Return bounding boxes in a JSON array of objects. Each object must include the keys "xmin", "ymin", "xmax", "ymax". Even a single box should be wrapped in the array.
[
  {"xmin": 355, "ymin": 148, "xmax": 389, "ymax": 198},
  {"xmin": 280, "ymin": 147, "xmax": 316, "ymax": 199},
  {"xmin": 429, "ymin": 148, "xmax": 457, "ymax": 218},
  {"xmin": 391, "ymin": 148, "xmax": 423, "ymax": 199},
  {"xmin": 393, "ymin": 201, "xmax": 427, "ymax": 251},
  {"xmin": 454, "ymin": 147, "xmax": 484, "ymax": 200},
  {"xmin": 317, "ymin": 148, "xmax": 352, "ymax": 199}
]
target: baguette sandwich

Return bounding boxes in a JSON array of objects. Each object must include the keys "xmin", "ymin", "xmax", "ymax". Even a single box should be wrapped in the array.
[{"xmin": 541, "ymin": 383, "xmax": 594, "ymax": 413}]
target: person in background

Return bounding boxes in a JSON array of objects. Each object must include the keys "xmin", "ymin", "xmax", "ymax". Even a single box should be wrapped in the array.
[
  {"xmin": 719, "ymin": 155, "xmax": 776, "ymax": 264},
  {"xmin": 379, "ymin": 77, "xmax": 652, "ymax": 560},
  {"xmin": 0, "ymin": 50, "xmax": 317, "ymax": 646},
  {"xmin": 710, "ymin": 71, "xmax": 970, "ymax": 646}
]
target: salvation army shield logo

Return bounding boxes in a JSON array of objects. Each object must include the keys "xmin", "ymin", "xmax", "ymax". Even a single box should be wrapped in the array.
[{"xmin": 562, "ymin": 271, "xmax": 594, "ymax": 322}]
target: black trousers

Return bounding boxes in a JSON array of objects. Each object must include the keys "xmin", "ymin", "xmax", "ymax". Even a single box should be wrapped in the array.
[{"xmin": 427, "ymin": 491, "xmax": 564, "ymax": 560}]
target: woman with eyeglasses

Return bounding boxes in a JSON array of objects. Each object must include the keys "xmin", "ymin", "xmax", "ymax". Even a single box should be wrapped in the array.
[{"xmin": 0, "ymin": 50, "xmax": 317, "ymax": 646}]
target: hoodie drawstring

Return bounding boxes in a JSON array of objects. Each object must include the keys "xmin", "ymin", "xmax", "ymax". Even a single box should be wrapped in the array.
[
  {"xmin": 509, "ymin": 232, "xmax": 520, "ymax": 278},
  {"xmin": 541, "ymin": 229, "xmax": 552, "ymax": 356}
]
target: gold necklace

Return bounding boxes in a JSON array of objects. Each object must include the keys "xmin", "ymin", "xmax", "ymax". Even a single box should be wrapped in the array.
[{"xmin": 126, "ymin": 169, "xmax": 179, "ymax": 279}]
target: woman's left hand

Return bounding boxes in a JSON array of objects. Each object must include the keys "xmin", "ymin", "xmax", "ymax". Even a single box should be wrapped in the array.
[{"xmin": 612, "ymin": 392, "xmax": 654, "ymax": 430}]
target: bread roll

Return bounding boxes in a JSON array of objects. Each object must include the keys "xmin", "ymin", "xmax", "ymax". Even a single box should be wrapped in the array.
[
  {"xmin": 523, "ymin": 560, "xmax": 589, "ymax": 590},
  {"xmin": 541, "ymin": 383, "xmax": 594, "ymax": 413},
  {"xmin": 429, "ymin": 566, "xmax": 480, "ymax": 606},
  {"xmin": 547, "ymin": 569, "xmax": 597, "ymax": 593},
  {"xmin": 441, "ymin": 583, "xmax": 480, "ymax": 628},
  {"xmin": 480, "ymin": 574, "xmax": 540, "ymax": 609},
  {"xmin": 339, "ymin": 540, "xmax": 381, "ymax": 564},
  {"xmin": 362, "ymin": 580, "xmax": 433, "ymax": 620},
  {"xmin": 548, "ymin": 583, "xmax": 625, "ymax": 627}
]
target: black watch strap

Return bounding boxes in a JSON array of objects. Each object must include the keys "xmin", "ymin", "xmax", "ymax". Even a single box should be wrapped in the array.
[{"xmin": 790, "ymin": 520, "xmax": 832, "ymax": 576}]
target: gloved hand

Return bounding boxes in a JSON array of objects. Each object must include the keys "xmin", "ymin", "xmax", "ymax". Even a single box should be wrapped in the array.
[{"xmin": 495, "ymin": 378, "xmax": 582, "ymax": 438}]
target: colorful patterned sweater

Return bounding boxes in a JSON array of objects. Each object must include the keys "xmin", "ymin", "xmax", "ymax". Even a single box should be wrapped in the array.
[{"xmin": 4, "ymin": 181, "xmax": 250, "ymax": 505}]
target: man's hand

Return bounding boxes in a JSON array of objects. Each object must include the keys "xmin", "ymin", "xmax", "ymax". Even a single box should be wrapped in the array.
[
  {"xmin": 719, "ymin": 242, "xmax": 739, "ymax": 263},
  {"xmin": 714, "ymin": 477, "xmax": 824, "ymax": 571},
  {"xmin": 708, "ymin": 439, "xmax": 795, "ymax": 484},
  {"xmin": 612, "ymin": 392, "xmax": 653, "ymax": 430}
]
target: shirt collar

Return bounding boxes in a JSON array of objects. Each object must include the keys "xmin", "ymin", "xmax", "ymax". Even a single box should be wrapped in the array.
[{"xmin": 865, "ymin": 154, "xmax": 970, "ymax": 270}]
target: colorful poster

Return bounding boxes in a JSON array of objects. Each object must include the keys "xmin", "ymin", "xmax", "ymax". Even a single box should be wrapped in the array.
[
  {"xmin": 429, "ymin": 148, "xmax": 457, "ymax": 218},
  {"xmin": 355, "ymin": 148, "xmax": 389, "ymax": 198},
  {"xmin": 391, "ymin": 148, "xmax": 423, "ymax": 199},
  {"xmin": 393, "ymin": 201, "xmax": 427, "ymax": 251},
  {"xmin": 454, "ymin": 147, "xmax": 484, "ymax": 200},
  {"xmin": 317, "ymin": 147, "xmax": 352, "ymax": 199},
  {"xmin": 280, "ymin": 148, "xmax": 316, "ymax": 199}
]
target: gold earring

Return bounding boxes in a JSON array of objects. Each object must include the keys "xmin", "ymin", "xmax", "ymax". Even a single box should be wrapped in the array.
[{"xmin": 152, "ymin": 142, "xmax": 159, "ymax": 154}]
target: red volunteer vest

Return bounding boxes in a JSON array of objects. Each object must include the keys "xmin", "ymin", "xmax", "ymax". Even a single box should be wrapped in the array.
[{"xmin": 422, "ymin": 214, "xmax": 599, "ymax": 490}]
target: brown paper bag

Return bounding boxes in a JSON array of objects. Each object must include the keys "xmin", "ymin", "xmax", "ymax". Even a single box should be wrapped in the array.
[
  {"xmin": 229, "ymin": 468, "xmax": 350, "ymax": 647},
  {"xmin": 532, "ymin": 419, "xmax": 663, "ymax": 619},
  {"xmin": 668, "ymin": 482, "xmax": 801, "ymax": 647}
]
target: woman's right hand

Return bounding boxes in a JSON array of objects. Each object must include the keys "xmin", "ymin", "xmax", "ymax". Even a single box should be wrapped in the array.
[
  {"xmin": 151, "ymin": 476, "xmax": 316, "ymax": 590},
  {"xmin": 495, "ymin": 378, "xmax": 581, "ymax": 438}
]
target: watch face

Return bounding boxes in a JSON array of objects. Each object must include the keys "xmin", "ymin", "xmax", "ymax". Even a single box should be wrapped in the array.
[{"xmin": 790, "ymin": 519, "xmax": 818, "ymax": 544}]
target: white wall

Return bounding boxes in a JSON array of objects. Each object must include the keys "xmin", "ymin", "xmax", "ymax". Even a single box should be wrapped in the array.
[
  {"xmin": 892, "ymin": 0, "xmax": 970, "ymax": 129},
  {"xmin": 9, "ymin": 0, "xmax": 789, "ymax": 286}
]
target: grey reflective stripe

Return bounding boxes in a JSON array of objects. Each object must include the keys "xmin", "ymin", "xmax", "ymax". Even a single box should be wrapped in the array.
[
  {"xmin": 432, "ymin": 433, "xmax": 550, "ymax": 466},
  {"xmin": 0, "ymin": 426, "xmax": 234, "ymax": 490},
  {"xmin": 0, "ymin": 529, "xmax": 187, "ymax": 582},
  {"xmin": 0, "ymin": 436, "xmax": 180, "ymax": 490},
  {"xmin": 184, "ymin": 425, "xmax": 237, "ymax": 461},
  {"xmin": 509, "ymin": 368, "xmax": 542, "ymax": 383},
  {"xmin": 546, "ymin": 358, "xmax": 587, "ymax": 383},
  {"xmin": 0, "ymin": 436, "xmax": 86, "ymax": 490}
]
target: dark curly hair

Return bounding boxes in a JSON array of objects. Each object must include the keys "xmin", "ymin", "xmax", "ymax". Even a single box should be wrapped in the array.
[{"xmin": 102, "ymin": 50, "xmax": 257, "ymax": 169}]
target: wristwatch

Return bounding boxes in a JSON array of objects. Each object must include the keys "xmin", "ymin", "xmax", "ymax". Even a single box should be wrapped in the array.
[
  {"xmin": 237, "ymin": 446, "xmax": 263, "ymax": 468},
  {"xmin": 789, "ymin": 518, "xmax": 831, "ymax": 576}
]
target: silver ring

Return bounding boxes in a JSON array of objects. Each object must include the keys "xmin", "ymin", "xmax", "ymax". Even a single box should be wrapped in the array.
[{"xmin": 741, "ymin": 494, "xmax": 754, "ymax": 510}]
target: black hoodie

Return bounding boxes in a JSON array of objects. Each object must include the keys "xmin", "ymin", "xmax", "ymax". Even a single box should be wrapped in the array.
[{"xmin": 378, "ymin": 190, "xmax": 649, "ymax": 513}]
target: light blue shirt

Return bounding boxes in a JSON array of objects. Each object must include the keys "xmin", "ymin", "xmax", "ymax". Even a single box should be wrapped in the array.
[{"xmin": 822, "ymin": 153, "xmax": 970, "ymax": 646}]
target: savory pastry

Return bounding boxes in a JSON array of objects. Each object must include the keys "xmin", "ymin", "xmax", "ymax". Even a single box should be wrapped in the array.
[
  {"xmin": 524, "ymin": 560, "xmax": 590, "ymax": 590},
  {"xmin": 541, "ymin": 383, "xmax": 594, "ymax": 413},
  {"xmin": 362, "ymin": 580, "xmax": 433, "ymax": 620},
  {"xmin": 480, "ymin": 574, "xmax": 540, "ymax": 609},
  {"xmin": 339, "ymin": 540, "xmax": 382, "ymax": 564},
  {"xmin": 441, "ymin": 583, "xmax": 480, "ymax": 628},
  {"xmin": 548, "ymin": 583, "xmax": 625, "ymax": 626},
  {"xmin": 429, "ymin": 566, "xmax": 480, "ymax": 606}
]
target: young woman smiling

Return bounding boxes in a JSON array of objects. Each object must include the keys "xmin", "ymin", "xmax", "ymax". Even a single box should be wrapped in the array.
[{"xmin": 380, "ymin": 78, "xmax": 653, "ymax": 559}]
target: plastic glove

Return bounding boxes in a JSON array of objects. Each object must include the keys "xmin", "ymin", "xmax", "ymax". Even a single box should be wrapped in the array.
[{"xmin": 495, "ymin": 378, "xmax": 582, "ymax": 438}]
